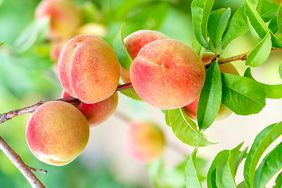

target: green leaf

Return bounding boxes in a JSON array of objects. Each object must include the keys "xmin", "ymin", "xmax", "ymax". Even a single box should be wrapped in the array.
[
  {"xmin": 165, "ymin": 109, "xmax": 214, "ymax": 147},
  {"xmin": 191, "ymin": 0, "xmax": 215, "ymax": 48},
  {"xmin": 207, "ymin": 144, "xmax": 246, "ymax": 188},
  {"xmin": 119, "ymin": 88, "xmax": 141, "ymax": 101},
  {"xmin": 263, "ymin": 84, "xmax": 282, "ymax": 99},
  {"xmin": 185, "ymin": 150, "xmax": 202, "ymax": 188},
  {"xmin": 274, "ymin": 172, "xmax": 282, "ymax": 188},
  {"xmin": 278, "ymin": 3, "xmax": 282, "ymax": 33},
  {"xmin": 222, "ymin": 73, "xmax": 266, "ymax": 115},
  {"xmin": 280, "ymin": 63, "xmax": 282, "ymax": 79},
  {"xmin": 113, "ymin": 23, "xmax": 132, "ymax": 70},
  {"xmin": 207, "ymin": 150, "xmax": 229, "ymax": 188},
  {"xmin": 14, "ymin": 17, "xmax": 49, "ymax": 53},
  {"xmin": 244, "ymin": 68, "xmax": 282, "ymax": 99},
  {"xmin": 222, "ymin": 7, "xmax": 249, "ymax": 48},
  {"xmin": 245, "ymin": 33, "xmax": 272, "ymax": 67},
  {"xmin": 245, "ymin": 0, "xmax": 269, "ymax": 39},
  {"xmin": 254, "ymin": 142, "xmax": 282, "ymax": 188},
  {"xmin": 197, "ymin": 62, "xmax": 222, "ymax": 130},
  {"xmin": 192, "ymin": 39, "xmax": 202, "ymax": 56},
  {"xmin": 244, "ymin": 122, "xmax": 282, "ymax": 188},
  {"xmin": 208, "ymin": 8, "xmax": 231, "ymax": 52},
  {"xmin": 237, "ymin": 182, "xmax": 247, "ymax": 188},
  {"xmin": 215, "ymin": 143, "xmax": 245, "ymax": 188},
  {"xmin": 243, "ymin": 68, "xmax": 254, "ymax": 79},
  {"xmin": 245, "ymin": 0, "xmax": 282, "ymax": 47}
]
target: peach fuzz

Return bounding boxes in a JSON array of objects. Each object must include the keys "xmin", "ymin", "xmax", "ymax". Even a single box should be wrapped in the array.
[
  {"xmin": 35, "ymin": 0, "xmax": 81, "ymax": 40},
  {"xmin": 130, "ymin": 39, "xmax": 206, "ymax": 109},
  {"xmin": 183, "ymin": 54, "xmax": 239, "ymax": 120},
  {"xmin": 126, "ymin": 122, "xmax": 165, "ymax": 162},
  {"xmin": 26, "ymin": 101, "xmax": 89, "ymax": 166},
  {"xmin": 124, "ymin": 30, "xmax": 169, "ymax": 59},
  {"xmin": 121, "ymin": 30, "xmax": 168, "ymax": 83},
  {"xmin": 62, "ymin": 91, "xmax": 118, "ymax": 127},
  {"xmin": 58, "ymin": 35, "xmax": 120, "ymax": 104}
]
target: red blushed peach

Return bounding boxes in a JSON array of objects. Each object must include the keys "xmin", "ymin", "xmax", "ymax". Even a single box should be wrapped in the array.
[
  {"xmin": 124, "ymin": 30, "xmax": 169, "ymax": 59},
  {"xmin": 130, "ymin": 39, "xmax": 206, "ymax": 109},
  {"xmin": 26, "ymin": 101, "xmax": 89, "ymax": 166},
  {"xmin": 62, "ymin": 91, "xmax": 118, "ymax": 127},
  {"xmin": 35, "ymin": 0, "xmax": 81, "ymax": 40},
  {"xmin": 121, "ymin": 30, "xmax": 168, "ymax": 83},
  {"xmin": 58, "ymin": 35, "xmax": 120, "ymax": 104},
  {"xmin": 126, "ymin": 122, "xmax": 165, "ymax": 162},
  {"xmin": 183, "ymin": 54, "xmax": 239, "ymax": 120}
]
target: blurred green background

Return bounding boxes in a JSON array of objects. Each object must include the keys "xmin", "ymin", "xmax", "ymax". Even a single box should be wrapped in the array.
[{"xmin": 0, "ymin": 0, "xmax": 281, "ymax": 187}]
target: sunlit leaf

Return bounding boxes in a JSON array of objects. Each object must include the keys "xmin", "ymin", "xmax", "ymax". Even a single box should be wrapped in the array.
[
  {"xmin": 113, "ymin": 23, "xmax": 132, "ymax": 70},
  {"xmin": 185, "ymin": 149, "xmax": 202, "ymax": 188},
  {"xmin": 244, "ymin": 122, "xmax": 282, "ymax": 188},
  {"xmin": 191, "ymin": 0, "xmax": 214, "ymax": 48},
  {"xmin": 165, "ymin": 109, "xmax": 214, "ymax": 147},
  {"xmin": 208, "ymin": 8, "xmax": 231, "ymax": 52},
  {"xmin": 254, "ymin": 142, "xmax": 282, "ymax": 188},
  {"xmin": 222, "ymin": 7, "xmax": 249, "ymax": 48},
  {"xmin": 245, "ymin": 33, "xmax": 272, "ymax": 67}
]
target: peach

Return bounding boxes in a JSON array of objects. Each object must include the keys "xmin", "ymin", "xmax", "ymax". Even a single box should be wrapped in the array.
[
  {"xmin": 130, "ymin": 39, "xmax": 206, "ymax": 109},
  {"xmin": 58, "ymin": 35, "xmax": 120, "ymax": 104},
  {"xmin": 121, "ymin": 30, "xmax": 168, "ymax": 83},
  {"xmin": 126, "ymin": 122, "xmax": 165, "ymax": 162},
  {"xmin": 35, "ymin": 0, "xmax": 81, "ymax": 40},
  {"xmin": 62, "ymin": 91, "xmax": 118, "ymax": 127},
  {"xmin": 26, "ymin": 101, "xmax": 89, "ymax": 166},
  {"xmin": 124, "ymin": 30, "xmax": 169, "ymax": 59},
  {"xmin": 183, "ymin": 54, "xmax": 239, "ymax": 120}
]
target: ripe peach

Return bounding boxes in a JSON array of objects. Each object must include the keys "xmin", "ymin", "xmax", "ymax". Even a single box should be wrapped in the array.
[
  {"xmin": 121, "ymin": 30, "xmax": 168, "ymax": 83},
  {"xmin": 58, "ymin": 35, "xmax": 120, "ymax": 104},
  {"xmin": 35, "ymin": 0, "xmax": 81, "ymax": 40},
  {"xmin": 183, "ymin": 54, "xmax": 239, "ymax": 120},
  {"xmin": 62, "ymin": 91, "xmax": 118, "ymax": 127},
  {"xmin": 126, "ymin": 122, "xmax": 165, "ymax": 162},
  {"xmin": 124, "ymin": 30, "xmax": 169, "ymax": 59},
  {"xmin": 130, "ymin": 39, "xmax": 206, "ymax": 109},
  {"xmin": 26, "ymin": 101, "xmax": 89, "ymax": 166}
]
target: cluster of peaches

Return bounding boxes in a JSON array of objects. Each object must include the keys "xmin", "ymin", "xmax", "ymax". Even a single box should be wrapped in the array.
[{"xmin": 25, "ymin": 0, "xmax": 239, "ymax": 166}]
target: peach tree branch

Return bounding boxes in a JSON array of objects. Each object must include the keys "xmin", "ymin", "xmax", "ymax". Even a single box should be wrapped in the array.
[
  {"xmin": 0, "ymin": 136, "xmax": 46, "ymax": 188},
  {"xmin": 0, "ymin": 83, "xmax": 132, "ymax": 125}
]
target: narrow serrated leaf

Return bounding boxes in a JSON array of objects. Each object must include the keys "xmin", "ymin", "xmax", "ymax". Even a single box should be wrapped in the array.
[
  {"xmin": 246, "ymin": 33, "xmax": 272, "ymax": 67},
  {"xmin": 191, "ymin": 0, "xmax": 215, "ymax": 48},
  {"xmin": 244, "ymin": 122, "xmax": 282, "ymax": 188},
  {"xmin": 113, "ymin": 23, "xmax": 132, "ymax": 70},
  {"xmin": 185, "ymin": 150, "xmax": 202, "ymax": 188},
  {"xmin": 197, "ymin": 62, "xmax": 222, "ymax": 130},
  {"xmin": 165, "ymin": 109, "xmax": 214, "ymax": 147},
  {"xmin": 254, "ymin": 142, "xmax": 282, "ymax": 188}
]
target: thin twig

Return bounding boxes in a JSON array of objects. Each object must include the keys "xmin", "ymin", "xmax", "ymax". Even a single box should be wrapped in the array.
[
  {"xmin": 0, "ymin": 136, "xmax": 46, "ymax": 188},
  {"xmin": 0, "ymin": 83, "xmax": 132, "ymax": 125},
  {"xmin": 205, "ymin": 47, "xmax": 278, "ymax": 67}
]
